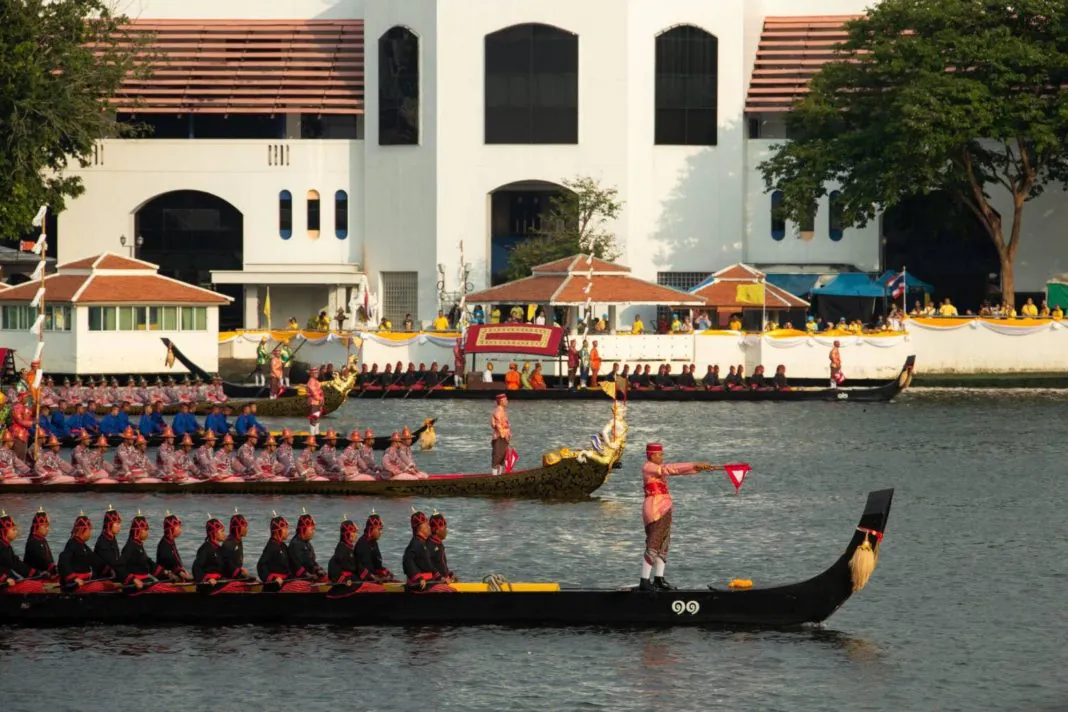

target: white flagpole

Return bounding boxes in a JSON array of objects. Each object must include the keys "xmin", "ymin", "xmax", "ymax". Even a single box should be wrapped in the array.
[
  {"xmin": 902, "ymin": 265, "xmax": 907, "ymax": 314},
  {"xmin": 761, "ymin": 276, "xmax": 767, "ymax": 331}
]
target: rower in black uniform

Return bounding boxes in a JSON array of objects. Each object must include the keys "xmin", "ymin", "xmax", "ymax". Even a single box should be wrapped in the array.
[
  {"xmin": 117, "ymin": 514, "xmax": 161, "ymax": 588},
  {"xmin": 288, "ymin": 512, "xmax": 326, "ymax": 581},
  {"xmin": 221, "ymin": 512, "xmax": 251, "ymax": 579},
  {"xmin": 0, "ymin": 512, "xmax": 31, "ymax": 585},
  {"xmin": 702, "ymin": 365, "xmax": 720, "ymax": 389},
  {"xmin": 355, "ymin": 511, "xmax": 395, "ymax": 584},
  {"xmin": 402, "ymin": 510, "xmax": 436, "ymax": 590},
  {"xmin": 193, "ymin": 517, "xmax": 226, "ymax": 585},
  {"xmin": 58, "ymin": 514, "xmax": 107, "ymax": 591},
  {"xmin": 23, "ymin": 509, "xmax": 56, "ymax": 579},
  {"xmin": 678, "ymin": 365, "xmax": 697, "ymax": 388},
  {"xmin": 257, "ymin": 513, "xmax": 292, "ymax": 588},
  {"xmin": 328, "ymin": 518, "xmax": 358, "ymax": 583},
  {"xmin": 157, "ymin": 513, "xmax": 192, "ymax": 581},
  {"xmin": 426, "ymin": 512, "xmax": 456, "ymax": 584},
  {"xmin": 93, "ymin": 507, "xmax": 122, "ymax": 580},
  {"xmin": 773, "ymin": 365, "xmax": 789, "ymax": 390}
]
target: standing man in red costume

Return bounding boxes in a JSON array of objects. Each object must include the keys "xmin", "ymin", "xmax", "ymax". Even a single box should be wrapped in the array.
[
  {"xmin": 639, "ymin": 443, "xmax": 714, "ymax": 591},
  {"xmin": 829, "ymin": 340, "xmax": 843, "ymax": 389},
  {"xmin": 10, "ymin": 390, "xmax": 34, "ymax": 461},
  {"xmin": 490, "ymin": 393, "xmax": 510, "ymax": 476},
  {"xmin": 306, "ymin": 366, "xmax": 324, "ymax": 436}
]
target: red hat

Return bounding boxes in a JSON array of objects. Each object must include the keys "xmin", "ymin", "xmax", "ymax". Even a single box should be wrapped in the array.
[
  {"xmin": 363, "ymin": 429, "xmax": 375, "ymax": 441},
  {"xmin": 390, "ymin": 432, "xmax": 401, "ymax": 443},
  {"xmin": 365, "ymin": 511, "xmax": 383, "ymax": 534},
  {"xmin": 31, "ymin": 508, "xmax": 49, "ymax": 534},
  {"xmin": 0, "ymin": 512, "xmax": 15, "ymax": 541},
  {"xmin": 646, "ymin": 443, "xmax": 663, "ymax": 457},
  {"xmin": 161, "ymin": 426, "xmax": 175, "ymax": 439},
  {"xmin": 270, "ymin": 514, "xmax": 289, "ymax": 541},
  {"xmin": 221, "ymin": 434, "xmax": 234, "ymax": 446},
  {"xmin": 95, "ymin": 435, "xmax": 109, "ymax": 448},
  {"xmin": 230, "ymin": 512, "xmax": 248, "ymax": 538},
  {"xmin": 72, "ymin": 514, "xmax": 92, "ymax": 537},
  {"xmin": 79, "ymin": 430, "xmax": 92, "ymax": 442},
  {"xmin": 206, "ymin": 517, "xmax": 225, "ymax": 540},
  {"xmin": 410, "ymin": 509, "xmax": 428, "ymax": 532},
  {"xmin": 304, "ymin": 435, "xmax": 318, "ymax": 447},
  {"xmin": 180, "ymin": 434, "xmax": 194, "ymax": 447},
  {"xmin": 340, "ymin": 518, "xmax": 357, "ymax": 545},
  {"xmin": 163, "ymin": 513, "xmax": 182, "ymax": 538},
  {"xmin": 429, "ymin": 512, "xmax": 447, "ymax": 534},
  {"xmin": 103, "ymin": 507, "xmax": 122, "ymax": 528},
  {"xmin": 297, "ymin": 512, "xmax": 315, "ymax": 538},
  {"xmin": 495, "ymin": 394, "xmax": 507, "ymax": 403},
  {"xmin": 121, "ymin": 426, "xmax": 136, "ymax": 440},
  {"xmin": 202, "ymin": 431, "xmax": 217, "ymax": 442},
  {"xmin": 246, "ymin": 428, "xmax": 259, "ymax": 439},
  {"xmin": 130, "ymin": 514, "xmax": 149, "ymax": 540},
  {"xmin": 135, "ymin": 434, "xmax": 147, "ymax": 446}
]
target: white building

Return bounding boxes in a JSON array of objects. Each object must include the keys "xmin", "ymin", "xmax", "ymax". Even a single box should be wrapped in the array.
[
  {"xmin": 50, "ymin": 0, "xmax": 1068, "ymax": 329},
  {"xmin": 0, "ymin": 253, "xmax": 229, "ymax": 375}
]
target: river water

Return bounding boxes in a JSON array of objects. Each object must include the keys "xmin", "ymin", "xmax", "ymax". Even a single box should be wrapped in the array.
[{"xmin": 0, "ymin": 389, "xmax": 1065, "ymax": 711}]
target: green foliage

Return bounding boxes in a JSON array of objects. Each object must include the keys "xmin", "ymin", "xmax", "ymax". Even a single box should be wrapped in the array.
[
  {"xmin": 0, "ymin": 0, "xmax": 150, "ymax": 239},
  {"xmin": 758, "ymin": 0, "xmax": 1068, "ymax": 302},
  {"xmin": 503, "ymin": 176, "xmax": 624, "ymax": 281}
]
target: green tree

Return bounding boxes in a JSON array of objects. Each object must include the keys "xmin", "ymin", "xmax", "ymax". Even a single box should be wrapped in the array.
[
  {"xmin": 0, "ymin": 0, "xmax": 149, "ymax": 239},
  {"xmin": 759, "ymin": 0, "xmax": 1068, "ymax": 305},
  {"xmin": 503, "ymin": 176, "xmax": 624, "ymax": 281}
]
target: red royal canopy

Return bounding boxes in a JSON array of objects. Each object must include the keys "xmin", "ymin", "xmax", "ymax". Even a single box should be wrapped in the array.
[{"xmin": 462, "ymin": 324, "xmax": 564, "ymax": 356}]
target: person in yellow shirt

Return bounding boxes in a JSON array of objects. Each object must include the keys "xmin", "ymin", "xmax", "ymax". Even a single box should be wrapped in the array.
[
  {"xmin": 1039, "ymin": 300, "xmax": 1051, "ymax": 317},
  {"xmin": 670, "ymin": 314, "xmax": 682, "ymax": 332},
  {"xmin": 938, "ymin": 299, "xmax": 958, "ymax": 317},
  {"xmin": 1020, "ymin": 298, "xmax": 1038, "ymax": 317},
  {"xmin": 805, "ymin": 316, "xmax": 817, "ymax": 333},
  {"xmin": 632, "ymin": 315, "xmax": 645, "ymax": 334},
  {"xmin": 1002, "ymin": 302, "xmax": 1017, "ymax": 318},
  {"xmin": 433, "ymin": 310, "xmax": 450, "ymax": 331},
  {"xmin": 728, "ymin": 316, "xmax": 742, "ymax": 331},
  {"xmin": 1053, "ymin": 305, "xmax": 1064, "ymax": 319}
]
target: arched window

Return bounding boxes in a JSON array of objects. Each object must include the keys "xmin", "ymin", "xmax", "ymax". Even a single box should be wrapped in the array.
[
  {"xmin": 771, "ymin": 191, "xmax": 785, "ymax": 241},
  {"xmin": 335, "ymin": 190, "xmax": 348, "ymax": 239},
  {"xmin": 655, "ymin": 25, "xmax": 718, "ymax": 146},
  {"xmin": 379, "ymin": 27, "xmax": 420, "ymax": 145},
  {"xmin": 485, "ymin": 23, "xmax": 578, "ymax": 145},
  {"xmin": 279, "ymin": 190, "xmax": 292, "ymax": 239},
  {"xmin": 828, "ymin": 190, "xmax": 844, "ymax": 241},
  {"xmin": 307, "ymin": 189, "xmax": 320, "ymax": 239}
]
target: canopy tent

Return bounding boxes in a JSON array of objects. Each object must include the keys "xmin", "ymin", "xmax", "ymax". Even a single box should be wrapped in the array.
[
  {"xmin": 764, "ymin": 273, "xmax": 827, "ymax": 298},
  {"xmin": 691, "ymin": 264, "xmax": 808, "ymax": 329},
  {"xmin": 810, "ymin": 273, "xmax": 884, "ymax": 324},
  {"xmin": 876, "ymin": 270, "xmax": 933, "ymax": 295},
  {"xmin": 1047, "ymin": 274, "xmax": 1068, "ymax": 310}
]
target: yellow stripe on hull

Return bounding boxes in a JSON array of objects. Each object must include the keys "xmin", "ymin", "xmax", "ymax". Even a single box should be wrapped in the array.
[{"xmin": 382, "ymin": 582, "xmax": 559, "ymax": 593}]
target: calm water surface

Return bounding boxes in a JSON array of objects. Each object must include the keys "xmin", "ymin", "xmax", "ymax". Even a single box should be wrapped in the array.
[{"xmin": 0, "ymin": 389, "xmax": 1065, "ymax": 711}]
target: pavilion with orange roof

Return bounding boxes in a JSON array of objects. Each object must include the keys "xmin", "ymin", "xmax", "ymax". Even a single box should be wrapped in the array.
[{"xmin": 690, "ymin": 263, "xmax": 810, "ymax": 329}]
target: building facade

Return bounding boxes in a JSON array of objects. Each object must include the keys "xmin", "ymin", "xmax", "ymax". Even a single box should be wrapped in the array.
[{"xmin": 50, "ymin": 0, "xmax": 1068, "ymax": 329}]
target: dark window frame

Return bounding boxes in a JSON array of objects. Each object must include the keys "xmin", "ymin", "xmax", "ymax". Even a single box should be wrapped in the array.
[
  {"xmin": 379, "ymin": 26, "xmax": 420, "ymax": 146},
  {"xmin": 485, "ymin": 23, "xmax": 579, "ymax": 145},
  {"xmin": 335, "ymin": 190, "xmax": 349, "ymax": 239},
  {"xmin": 654, "ymin": 25, "xmax": 719, "ymax": 146},
  {"xmin": 279, "ymin": 190, "xmax": 293, "ymax": 239},
  {"xmin": 771, "ymin": 191, "xmax": 785, "ymax": 241},
  {"xmin": 828, "ymin": 191, "xmax": 844, "ymax": 241},
  {"xmin": 307, "ymin": 190, "xmax": 321, "ymax": 235}
]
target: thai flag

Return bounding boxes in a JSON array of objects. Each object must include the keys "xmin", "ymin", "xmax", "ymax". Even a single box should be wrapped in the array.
[{"xmin": 886, "ymin": 271, "xmax": 906, "ymax": 299}]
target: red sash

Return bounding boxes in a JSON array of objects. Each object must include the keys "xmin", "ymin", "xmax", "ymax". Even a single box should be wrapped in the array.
[{"xmin": 644, "ymin": 480, "xmax": 669, "ymax": 497}]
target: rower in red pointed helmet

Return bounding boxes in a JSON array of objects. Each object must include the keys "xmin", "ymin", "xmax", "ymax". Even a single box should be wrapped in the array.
[
  {"xmin": 119, "ymin": 514, "xmax": 158, "ymax": 588},
  {"xmin": 23, "ymin": 508, "xmax": 55, "ymax": 578},
  {"xmin": 157, "ymin": 513, "xmax": 190, "ymax": 581},
  {"xmin": 354, "ymin": 510, "xmax": 393, "ymax": 583},
  {"xmin": 193, "ymin": 517, "xmax": 227, "ymax": 584},
  {"xmin": 426, "ymin": 511, "xmax": 454, "ymax": 583},
  {"xmin": 328, "ymin": 517, "xmax": 359, "ymax": 583},
  {"xmin": 130, "ymin": 514, "xmax": 149, "ymax": 543},
  {"xmin": 58, "ymin": 515, "xmax": 98, "ymax": 590},
  {"xmin": 257, "ymin": 513, "xmax": 293, "ymax": 585},
  {"xmin": 221, "ymin": 512, "xmax": 250, "ymax": 580},
  {"xmin": 71, "ymin": 514, "xmax": 92, "ymax": 542},
  {"xmin": 402, "ymin": 510, "xmax": 435, "ymax": 588},
  {"xmin": 289, "ymin": 511, "xmax": 325, "ymax": 581},
  {"xmin": 0, "ymin": 512, "xmax": 26, "ymax": 584}
]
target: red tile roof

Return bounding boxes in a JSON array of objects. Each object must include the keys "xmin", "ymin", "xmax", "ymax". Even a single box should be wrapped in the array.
[
  {"xmin": 59, "ymin": 254, "xmax": 157, "ymax": 271},
  {"xmin": 692, "ymin": 263, "xmax": 809, "ymax": 309},
  {"xmin": 112, "ymin": 20, "xmax": 364, "ymax": 115},
  {"xmin": 532, "ymin": 255, "xmax": 630, "ymax": 275},
  {"xmin": 0, "ymin": 253, "xmax": 230, "ymax": 305},
  {"xmin": 746, "ymin": 15, "xmax": 858, "ymax": 113},
  {"xmin": 466, "ymin": 256, "xmax": 705, "ymax": 307}
]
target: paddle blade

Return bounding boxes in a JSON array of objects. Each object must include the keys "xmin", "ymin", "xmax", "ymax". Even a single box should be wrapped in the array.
[{"xmin": 724, "ymin": 463, "xmax": 751, "ymax": 491}]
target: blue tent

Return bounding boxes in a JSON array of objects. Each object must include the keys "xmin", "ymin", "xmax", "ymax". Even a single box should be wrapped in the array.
[
  {"xmin": 765, "ymin": 273, "xmax": 824, "ymax": 298},
  {"xmin": 876, "ymin": 270, "xmax": 933, "ymax": 294},
  {"xmin": 811, "ymin": 273, "xmax": 887, "ymax": 298}
]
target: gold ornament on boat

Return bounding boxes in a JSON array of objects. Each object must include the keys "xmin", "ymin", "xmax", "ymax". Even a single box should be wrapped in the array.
[
  {"xmin": 728, "ymin": 579, "xmax": 753, "ymax": 589},
  {"xmin": 848, "ymin": 529, "xmax": 881, "ymax": 592}
]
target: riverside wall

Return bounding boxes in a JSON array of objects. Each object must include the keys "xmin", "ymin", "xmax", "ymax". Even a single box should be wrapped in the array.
[{"xmin": 217, "ymin": 318, "xmax": 1068, "ymax": 380}]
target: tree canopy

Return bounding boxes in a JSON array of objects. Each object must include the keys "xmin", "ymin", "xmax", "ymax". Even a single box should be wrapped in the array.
[
  {"xmin": 503, "ymin": 176, "xmax": 624, "ymax": 281},
  {"xmin": 0, "ymin": 0, "xmax": 147, "ymax": 239},
  {"xmin": 759, "ymin": 0, "xmax": 1068, "ymax": 304}
]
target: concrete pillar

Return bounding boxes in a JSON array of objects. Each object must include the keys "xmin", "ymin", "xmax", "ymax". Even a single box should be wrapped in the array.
[
  {"xmin": 243, "ymin": 285, "xmax": 260, "ymax": 329},
  {"xmin": 608, "ymin": 305, "xmax": 618, "ymax": 334}
]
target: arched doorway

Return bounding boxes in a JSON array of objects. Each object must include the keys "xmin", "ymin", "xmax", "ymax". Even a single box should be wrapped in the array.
[
  {"xmin": 134, "ymin": 190, "xmax": 243, "ymax": 327},
  {"xmin": 882, "ymin": 191, "xmax": 1000, "ymax": 309},
  {"xmin": 489, "ymin": 180, "xmax": 573, "ymax": 284}
]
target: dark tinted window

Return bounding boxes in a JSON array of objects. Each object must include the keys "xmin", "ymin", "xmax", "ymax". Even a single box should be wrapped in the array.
[
  {"xmin": 655, "ymin": 25, "xmax": 718, "ymax": 146},
  {"xmin": 485, "ymin": 24, "xmax": 578, "ymax": 144},
  {"xmin": 335, "ymin": 190, "xmax": 349, "ymax": 239},
  {"xmin": 379, "ymin": 27, "xmax": 420, "ymax": 145},
  {"xmin": 771, "ymin": 191, "xmax": 785, "ymax": 241},
  {"xmin": 279, "ymin": 190, "xmax": 293, "ymax": 239}
]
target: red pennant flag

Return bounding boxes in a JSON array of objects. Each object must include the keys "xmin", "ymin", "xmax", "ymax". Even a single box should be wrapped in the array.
[
  {"xmin": 724, "ymin": 463, "xmax": 751, "ymax": 491},
  {"xmin": 504, "ymin": 447, "xmax": 519, "ymax": 474}
]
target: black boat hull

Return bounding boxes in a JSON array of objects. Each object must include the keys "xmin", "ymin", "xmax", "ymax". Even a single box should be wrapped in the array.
[
  {"xmin": 354, "ymin": 357, "xmax": 916, "ymax": 403},
  {"xmin": 0, "ymin": 489, "xmax": 892, "ymax": 627}
]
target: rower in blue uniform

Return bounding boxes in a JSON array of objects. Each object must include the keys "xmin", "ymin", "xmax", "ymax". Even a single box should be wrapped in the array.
[
  {"xmin": 204, "ymin": 404, "xmax": 230, "ymax": 436},
  {"xmin": 36, "ymin": 406, "xmax": 56, "ymax": 438},
  {"xmin": 50, "ymin": 401, "xmax": 70, "ymax": 438},
  {"xmin": 234, "ymin": 404, "xmax": 268, "ymax": 438},
  {"xmin": 138, "ymin": 403, "xmax": 164, "ymax": 436},
  {"xmin": 71, "ymin": 403, "xmax": 101, "ymax": 438},
  {"xmin": 100, "ymin": 405, "xmax": 125, "ymax": 435},
  {"xmin": 172, "ymin": 402, "xmax": 200, "ymax": 437},
  {"xmin": 149, "ymin": 403, "xmax": 167, "ymax": 433}
]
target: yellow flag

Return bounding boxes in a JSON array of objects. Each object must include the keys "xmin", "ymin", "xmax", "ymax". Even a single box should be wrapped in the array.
[
  {"xmin": 599, "ymin": 381, "xmax": 617, "ymax": 400},
  {"xmin": 263, "ymin": 287, "xmax": 272, "ymax": 328},
  {"xmin": 735, "ymin": 283, "xmax": 764, "ymax": 305},
  {"xmin": 527, "ymin": 304, "xmax": 537, "ymax": 322}
]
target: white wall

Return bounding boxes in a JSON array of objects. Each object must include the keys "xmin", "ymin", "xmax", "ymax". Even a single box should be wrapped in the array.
[
  {"xmin": 59, "ymin": 140, "xmax": 363, "ymax": 269},
  {"xmin": 0, "ymin": 331, "xmax": 77, "ymax": 374},
  {"xmin": 74, "ymin": 306, "xmax": 220, "ymax": 374}
]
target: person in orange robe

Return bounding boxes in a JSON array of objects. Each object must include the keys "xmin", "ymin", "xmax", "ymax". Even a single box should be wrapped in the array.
[
  {"xmin": 589, "ymin": 341, "xmax": 602, "ymax": 387},
  {"xmin": 529, "ymin": 363, "xmax": 547, "ymax": 390},
  {"xmin": 504, "ymin": 362, "xmax": 521, "ymax": 391},
  {"xmin": 306, "ymin": 366, "xmax": 324, "ymax": 436}
]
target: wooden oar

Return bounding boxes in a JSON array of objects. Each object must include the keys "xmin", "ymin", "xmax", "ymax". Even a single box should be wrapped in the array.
[{"xmin": 379, "ymin": 373, "xmax": 404, "ymax": 399}]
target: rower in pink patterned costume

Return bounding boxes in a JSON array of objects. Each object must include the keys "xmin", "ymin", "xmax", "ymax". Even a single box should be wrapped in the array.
[{"xmin": 638, "ymin": 443, "xmax": 713, "ymax": 591}]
